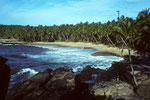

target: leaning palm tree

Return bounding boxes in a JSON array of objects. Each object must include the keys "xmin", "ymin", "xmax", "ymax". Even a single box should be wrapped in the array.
[
  {"xmin": 114, "ymin": 17, "xmax": 136, "ymax": 55},
  {"xmin": 103, "ymin": 24, "xmax": 116, "ymax": 47},
  {"xmin": 114, "ymin": 18, "xmax": 138, "ymax": 86}
]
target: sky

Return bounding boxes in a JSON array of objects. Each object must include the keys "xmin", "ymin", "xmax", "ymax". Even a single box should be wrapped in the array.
[{"xmin": 0, "ymin": 0, "xmax": 149, "ymax": 26}]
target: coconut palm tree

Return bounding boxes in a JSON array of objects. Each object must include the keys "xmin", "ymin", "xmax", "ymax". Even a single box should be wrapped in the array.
[
  {"xmin": 114, "ymin": 17, "xmax": 139, "ymax": 86},
  {"xmin": 103, "ymin": 23, "xmax": 116, "ymax": 47},
  {"xmin": 134, "ymin": 8, "xmax": 150, "ymax": 52}
]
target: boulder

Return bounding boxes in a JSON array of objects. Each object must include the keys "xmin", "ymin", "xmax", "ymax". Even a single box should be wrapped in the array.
[
  {"xmin": 0, "ymin": 56, "xmax": 10, "ymax": 100},
  {"xmin": 77, "ymin": 66, "xmax": 105, "ymax": 82},
  {"xmin": 96, "ymin": 61, "xmax": 132, "ymax": 83},
  {"xmin": 7, "ymin": 68, "xmax": 75, "ymax": 100},
  {"xmin": 80, "ymin": 65, "xmax": 106, "ymax": 75}
]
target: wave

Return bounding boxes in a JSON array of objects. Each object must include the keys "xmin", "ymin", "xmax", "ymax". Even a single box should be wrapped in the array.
[
  {"xmin": 30, "ymin": 44, "xmax": 85, "ymax": 53},
  {"xmin": 28, "ymin": 44, "xmax": 58, "ymax": 50},
  {"xmin": 6, "ymin": 44, "xmax": 123, "ymax": 73},
  {"xmin": 21, "ymin": 53, "xmax": 44, "ymax": 59},
  {"xmin": 20, "ymin": 46, "xmax": 123, "ymax": 72},
  {"xmin": 10, "ymin": 68, "xmax": 38, "ymax": 84},
  {"xmin": 16, "ymin": 68, "xmax": 38, "ymax": 75}
]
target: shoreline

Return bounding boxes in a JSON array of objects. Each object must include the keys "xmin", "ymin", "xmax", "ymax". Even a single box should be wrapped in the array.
[
  {"xmin": 0, "ymin": 39, "xmax": 135, "ymax": 57},
  {"xmin": 31, "ymin": 42, "xmax": 135, "ymax": 57}
]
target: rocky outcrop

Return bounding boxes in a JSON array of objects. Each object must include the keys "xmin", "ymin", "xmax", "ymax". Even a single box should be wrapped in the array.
[
  {"xmin": 7, "ymin": 68, "xmax": 75, "ymax": 100},
  {"xmin": 6, "ymin": 66, "xmax": 136, "ymax": 100},
  {"xmin": 0, "ymin": 56, "xmax": 10, "ymax": 100},
  {"xmin": 80, "ymin": 65, "xmax": 106, "ymax": 75},
  {"xmin": 94, "ymin": 54, "xmax": 150, "ymax": 100},
  {"xmin": 122, "ymin": 54, "xmax": 150, "ymax": 99},
  {"xmin": 79, "ymin": 65, "xmax": 106, "ymax": 82}
]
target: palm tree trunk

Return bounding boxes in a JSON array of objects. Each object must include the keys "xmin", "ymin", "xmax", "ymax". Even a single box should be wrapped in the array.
[
  {"xmin": 120, "ymin": 36, "xmax": 138, "ymax": 86},
  {"xmin": 121, "ymin": 43, "xmax": 124, "ymax": 57},
  {"xmin": 93, "ymin": 35, "xmax": 97, "ymax": 42},
  {"xmin": 106, "ymin": 35, "xmax": 115, "ymax": 47}
]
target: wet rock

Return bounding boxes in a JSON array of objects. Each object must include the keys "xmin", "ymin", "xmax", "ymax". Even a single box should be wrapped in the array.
[
  {"xmin": 7, "ymin": 68, "xmax": 75, "ymax": 100},
  {"xmin": 77, "ymin": 66, "xmax": 105, "ymax": 82},
  {"xmin": 80, "ymin": 65, "xmax": 106, "ymax": 75},
  {"xmin": 0, "ymin": 56, "xmax": 10, "ymax": 100}
]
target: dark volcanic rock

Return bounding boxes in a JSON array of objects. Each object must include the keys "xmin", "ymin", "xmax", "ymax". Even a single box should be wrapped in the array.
[
  {"xmin": 0, "ymin": 56, "xmax": 10, "ymax": 100},
  {"xmin": 6, "ymin": 53, "xmax": 150, "ymax": 100},
  {"xmin": 7, "ymin": 68, "xmax": 75, "ymax": 100},
  {"xmin": 79, "ymin": 66, "xmax": 106, "ymax": 82},
  {"xmin": 95, "ymin": 61, "xmax": 133, "ymax": 84},
  {"xmin": 80, "ymin": 65, "xmax": 106, "ymax": 75}
]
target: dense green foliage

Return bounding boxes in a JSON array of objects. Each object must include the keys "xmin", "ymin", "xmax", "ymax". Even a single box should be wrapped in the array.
[{"xmin": 0, "ymin": 8, "xmax": 150, "ymax": 52}]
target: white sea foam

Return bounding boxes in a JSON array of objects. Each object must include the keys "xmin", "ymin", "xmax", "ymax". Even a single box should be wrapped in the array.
[
  {"xmin": 28, "ymin": 44, "xmax": 60, "ymax": 50},
  {"xmin": 72, "ymin": 66, "xmax": 84, "ymax": 72},
  {"xmin": 16, "ymin": 68, "xmax": 38, "ymax": 75},
  {"xmin": 22, "ymin": 45, "xmax": 123, "ymax": 71},
  {"xmin": 21, "ymin": 53, "xmax": 44, "ymax": 59},
  {"xmin": 11, "ymin": 68, "xmax": 38, "ymax": 83}
]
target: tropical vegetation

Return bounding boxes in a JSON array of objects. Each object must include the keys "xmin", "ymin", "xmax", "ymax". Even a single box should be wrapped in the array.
[{"xmin": 0, "ymin": 8, "xmax": 150, "ymax": 53}]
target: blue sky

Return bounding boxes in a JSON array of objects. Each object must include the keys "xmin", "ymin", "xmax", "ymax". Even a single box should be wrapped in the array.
[{"xmin": 0, "ymin": 0, "xmax": 149, "ymax": 26}]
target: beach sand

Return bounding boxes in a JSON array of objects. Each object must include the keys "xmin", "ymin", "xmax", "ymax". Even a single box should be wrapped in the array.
[
  {"xmin": 0, "ymin": 39, "xmax": 135, "ymax": 56},
  {"xmin": 31, "ymin": 42, "xmax": 135, "ymax": 56}
]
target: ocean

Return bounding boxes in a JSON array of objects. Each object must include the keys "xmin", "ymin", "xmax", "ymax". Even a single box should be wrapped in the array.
[{"xmin": 0, "ymin": 43, "xmax": 123, "ymax": 87}]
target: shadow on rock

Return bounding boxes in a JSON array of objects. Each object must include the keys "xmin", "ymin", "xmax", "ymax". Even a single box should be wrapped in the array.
[{"xmin": 59, "ymin": 74, "xmax": 107, "ymax": 100}]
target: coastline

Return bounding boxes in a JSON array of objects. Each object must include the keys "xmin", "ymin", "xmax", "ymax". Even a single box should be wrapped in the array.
[
  {"xmin": 2, "ymin": 40, "xmax": 150, "ymax": 99},
  {"xmin": 0, "ymin": 39, "xmax": 135, "ymax": 57},
  {"xmin": 31, "ymin": 42, "xmax": 135, "ymax": 57}
]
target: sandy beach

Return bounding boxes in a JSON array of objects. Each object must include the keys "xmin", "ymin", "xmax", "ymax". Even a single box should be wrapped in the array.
[
  {"xmin": 0, "ymin": 39, "xmax": 135, "ymax": 56},
  {"xmin": 31, "ymin": 42, "xmax": 135, "ymax": 56}
]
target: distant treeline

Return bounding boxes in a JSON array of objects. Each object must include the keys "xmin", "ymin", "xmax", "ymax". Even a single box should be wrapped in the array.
[{"xmin": 0, "ymin": 8, "xmax": 150, "ymax": 52}]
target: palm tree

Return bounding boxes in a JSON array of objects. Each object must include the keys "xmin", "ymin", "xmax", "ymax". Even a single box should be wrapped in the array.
[
  {"xmin": 114, "ymin": 17, "xmax": 138, "ymax": 86},
  {"xmin": 103, "ymin": 23, "xmax": 116, "ymax": 47},
  {"xmin": 134, "ymin": 8, "xmax": 150, "ymax": 52}
]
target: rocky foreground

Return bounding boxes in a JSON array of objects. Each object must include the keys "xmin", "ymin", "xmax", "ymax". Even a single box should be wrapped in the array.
[{"xmin": 1, "ymin": 54, "xmax": 150, "ymax": 100}]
